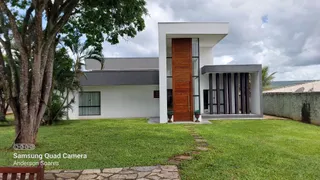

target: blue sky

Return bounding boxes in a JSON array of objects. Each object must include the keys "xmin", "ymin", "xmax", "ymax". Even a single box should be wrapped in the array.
[
  {"xmin": 101, "ymin": 0, "xmax": 320, "ymax": 81},
  {"xmin": 261, "ymin": 14, "xmax": 268, "ymax": 24}
]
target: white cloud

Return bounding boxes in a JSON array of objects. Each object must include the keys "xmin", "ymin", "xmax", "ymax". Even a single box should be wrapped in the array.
[
  {"xmin": 101, "ymin": 0, "xmax": 320, "ymax": 81},
  {"xmin": 214, "ymin": 56, "xmax": 234, "ymax": 65},
  {"xmin": 102, "ymin": 0, "xmax": 177, "ymax": 57}
]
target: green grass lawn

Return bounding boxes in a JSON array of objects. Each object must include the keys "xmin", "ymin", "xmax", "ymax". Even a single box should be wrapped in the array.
[
  {"xmin": 180, "ymin": 120, "xmax": 320, "ymax": 180},
  {"xmin": 0, "ymin": 119, "xmax": 193, "ymax": 170},
  {"xmin": 1, "ymin": 118, "xmax": 320, "ymax": 180}
]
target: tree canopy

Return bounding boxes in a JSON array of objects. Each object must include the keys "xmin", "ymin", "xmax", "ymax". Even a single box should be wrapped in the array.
[{"xmin": 0, "ymin": 0, "xmax": 148, "ymax": 146}]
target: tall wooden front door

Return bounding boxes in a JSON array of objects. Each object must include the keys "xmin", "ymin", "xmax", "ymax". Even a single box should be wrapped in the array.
[{"xmin": 172, "ymin": 38, "xmax": 193, "ymax": 121}]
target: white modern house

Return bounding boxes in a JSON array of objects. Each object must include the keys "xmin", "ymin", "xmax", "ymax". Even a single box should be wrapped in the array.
[{"xmin": 68, "ymin": 22, "xmax": 263, "ymax": 123}]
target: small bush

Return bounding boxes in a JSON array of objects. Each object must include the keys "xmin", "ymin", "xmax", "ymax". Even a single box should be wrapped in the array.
[
  {"xmin": 43, "ymin": 93, "xmax": 72, "ymax": 125},
  {"xmin": 301, "ymin": 103, "xmax": 311, "ymax": 124},
  {"xmin": 0, "ymin": 111, "xmax": 5, "ymax": 122}
]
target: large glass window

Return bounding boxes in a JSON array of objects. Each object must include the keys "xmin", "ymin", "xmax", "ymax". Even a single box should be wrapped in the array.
[
  {"xmin": 194, "ymin": 96, "xmax": 200, "ymax": 111},
  {"xmin": 192, "ymin": 38, "xmax": 200, "ymax": 112},
  {"xmin": 167, "ymin": 89, "xmax": 173, "ymax": 110},
  {"xmin": 79, "ymin": 92, "xmax": 101, "ymax": 116},
  {"xmin": 192, "ymin": 38, "xmax": 199, "ymax": 57},
  {"xmin": 167, "ymin": 58, "xmax": 172, "ymax": 76},
  {"xmin": 192, "ymin": 58, "xmax": 199, "ymax": 76},
  {"xmin": 203, "ymin": 90, "xmax": 225, "ymax": 114},
  {"xmin": 193, "ymin": 77, "xmax": 199, "ymax": 95}
]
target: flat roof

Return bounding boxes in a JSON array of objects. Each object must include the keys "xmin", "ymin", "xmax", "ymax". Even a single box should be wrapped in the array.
[
  {"xmin": 201, "ymin": 64, "xmax": 262, "ymax": 74},
  {"xmin": 85, "ymin": 57, "xmax": 158, "ymax": 71},
  {"xmin": 80, "ymin": 70, "xmax": 159, "ymax": 86}
]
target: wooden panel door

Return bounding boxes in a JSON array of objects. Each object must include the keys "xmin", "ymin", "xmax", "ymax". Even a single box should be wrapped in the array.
[{"xmin": 172, "ymin": 38, "xmax": 193, "ymax": 121}]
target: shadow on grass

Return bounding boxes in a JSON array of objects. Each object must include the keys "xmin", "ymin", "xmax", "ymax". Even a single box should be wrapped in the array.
[{"xmin": 0, "ymin": 121, "xmax": 13, "ymax": 127}]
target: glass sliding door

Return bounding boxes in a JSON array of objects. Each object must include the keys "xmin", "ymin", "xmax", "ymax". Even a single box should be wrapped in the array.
[{"xmin": 203, "ymin": 89, "xmax": 225, "ymax": 114}]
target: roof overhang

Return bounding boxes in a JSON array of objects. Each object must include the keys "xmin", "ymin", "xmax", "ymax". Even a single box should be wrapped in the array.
[
  {"xmin": 201, "ymin": 65, "xmax": 262, "ymax": 74},
  {"xmin": 159, "ymin": 22, "xmax": 229, "ymax": 47},
  {"xmin": 80, "ymin": 70, "xmax": 159, "ymax": 86}
]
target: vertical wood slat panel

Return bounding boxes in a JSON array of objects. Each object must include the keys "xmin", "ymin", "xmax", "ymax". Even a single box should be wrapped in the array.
[
  {"xmin": 0, "ymin": 162, "xmax": 44, "ymax": 180},
  {"xmin": 3, "ymin": 173, "xmax": 8, "ymax": 180},
  {"xmin": 29, "ymin": 173, "xmax": 34, "ymax": 180},
  {"xmin": 20, "ymin": 173, "xmax": 26, "ymax": 180},
  {"xmin": 11, "ymin": 173, "xmax": 17, "ymax": 180},
  {"xmin": 172, "ymin": 38, "xmax": 193, "ymax": 121},
  {"xmin": 37, "ymin": 164, "xmax": 44, "ymax": 180}
]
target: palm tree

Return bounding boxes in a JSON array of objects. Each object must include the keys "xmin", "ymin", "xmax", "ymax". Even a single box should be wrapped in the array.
[
  {"xmin": 262, "ymin": 66, "xmax": 276, "ymax": 90},
  {"xmin": 44, "ymin": 39, "xmax": 104, "ymax": 124},
  {"xmin": 63, "ymin": 38, "xmax": 105, "ymax": 72}
]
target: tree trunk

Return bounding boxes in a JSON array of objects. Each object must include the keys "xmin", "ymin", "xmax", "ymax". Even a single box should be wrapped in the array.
[
  {"xmin": 47, "ymin": 84, "xmax": 54, "ymax": 125},
  {"xmin": 15, "ymin": 116, "xmax": 35, "ymax": 144},
  {"xmin": 5, "ymin": 103, "xmax": 9, "ymax": 114},
  {"xmin": 0, "ymin": 89, "xmax": 5, "ymax": 116},
  {"xmin": 0, "ymin": 0, "xmax": 79, "ymax": 147}
]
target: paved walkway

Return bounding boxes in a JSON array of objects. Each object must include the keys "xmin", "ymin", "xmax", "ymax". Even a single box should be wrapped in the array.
[
  {"xmin": 44, "ymin": 125, "xmax": 208, "ymax": 180},
  {"xmin": 45, "ymin": 165, "xmax": 179, "ymax": 180},
  {"xmin": 167, "ymin": 125, "xmax": 209, "ymax": 165}
]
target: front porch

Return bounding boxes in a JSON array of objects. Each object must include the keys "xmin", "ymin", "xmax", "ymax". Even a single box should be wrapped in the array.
[{"xmin": 201, "ymin": 64, "xmax": 263, "ymax": 118}]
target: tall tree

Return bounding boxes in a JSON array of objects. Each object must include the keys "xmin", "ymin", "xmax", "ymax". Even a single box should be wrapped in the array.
[
  {"xmin": 262, "ymin": 66, "xmax": 276, "ymax": 90},
  {"xmin": 44, "ymin": 47, "xmax": 80, "ymax": 125},
  {"xmin": 0, "ymin": 0, "xmax": 147, "ymax": 146}
]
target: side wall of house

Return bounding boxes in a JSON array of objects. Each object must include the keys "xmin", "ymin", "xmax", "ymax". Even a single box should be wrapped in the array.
[{"xmin": 68, "ymin": 85, "xmax": 160, "ymax": 119}]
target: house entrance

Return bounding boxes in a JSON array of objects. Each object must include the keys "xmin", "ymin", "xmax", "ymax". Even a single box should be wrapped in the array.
[{"xmin": 172, "ymin": 38, "xmax": 193, "ymax": 121}]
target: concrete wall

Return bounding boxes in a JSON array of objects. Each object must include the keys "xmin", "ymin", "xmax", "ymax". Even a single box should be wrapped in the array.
[
  {"xmin": 263, "ymin": 92, "xmax": 320, "ymax": 125},
  {"xmin": 68, "ymin": 85, "xmax": 159, "ymax": 119}
]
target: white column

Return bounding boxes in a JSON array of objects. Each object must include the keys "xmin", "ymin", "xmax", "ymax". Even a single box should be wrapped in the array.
[
  {"xmin": 250, "ymin": 72, "xmax": 262, "ymax": 115},
  {"xmin": 158, "ymin": 30, "xmax": 167, "ymax": 123},
  {"xmin": 231, "ymin": 73, "xmax": 235, "ymax": 114}
]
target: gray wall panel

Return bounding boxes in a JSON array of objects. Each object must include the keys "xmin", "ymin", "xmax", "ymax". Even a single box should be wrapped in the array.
[
  {"xmin": 202, "ymin": 65, "xmax": 262, "ymax": 74},
  {"xmin": 80, "ymin": 70, "xmax": 159, "ymax": 86}
]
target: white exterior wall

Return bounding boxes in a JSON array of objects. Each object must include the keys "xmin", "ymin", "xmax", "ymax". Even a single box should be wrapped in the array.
[
  {"xmin": 250, "ymin": 72, "xmax": 262, "ymax": 114},
  {"xmin": 68, "ymin": 85, "xmax": 159, "ymax": 119},
  {"xmin": 200, "ymin": 47, "xmax": 214, "ymax": 66},
  {"xmin": 199, "ymin": 47, "xmax": 213, "ymax": 114}
]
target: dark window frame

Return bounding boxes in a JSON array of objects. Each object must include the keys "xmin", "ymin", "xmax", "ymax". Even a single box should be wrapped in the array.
[
  {"xmin": 203, "ymin": 89, "xmax": 225, "ymax": 113},
  {"xmin": 153, "ymin": 90, "xmax": 160, "ymax": 98},
  {"xmin": 79, "ymin": 91, "xmax": 101, "ymax": 116},
  {"xmin": 166, "ymin": 38, "xmax": 201, "ymax": 112},
  {"xmin": 192, "ymin": 38, "xmax": 201, "ymax": 111}
]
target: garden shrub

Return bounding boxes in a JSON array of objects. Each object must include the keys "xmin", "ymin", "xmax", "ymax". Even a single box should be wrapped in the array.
[{"xmin": 301, "ymin": 103, "xmax": 311, "ymax": 124}]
